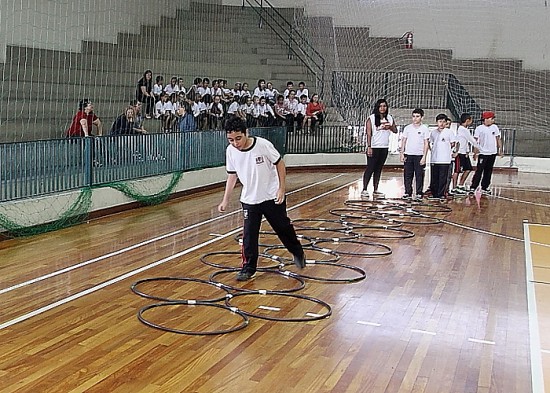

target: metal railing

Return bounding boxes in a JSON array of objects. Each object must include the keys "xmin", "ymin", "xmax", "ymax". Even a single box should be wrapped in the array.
[
  {"xmin": 0, "ymin": 127, "xmax": 286, "ymax": 202},
  {"xmin": 242, "ymin": 0, "xmax": 326, "ymax": 98}
]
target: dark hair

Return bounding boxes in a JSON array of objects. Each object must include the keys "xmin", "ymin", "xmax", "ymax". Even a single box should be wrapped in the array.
[
  {"xmin": 286, "ymin": 81, "xmax": 294, "ymax": 86},
  {"xmin": 460, "ymin": 113, "xmax": 472, "ymax": 124},
  {"xmin": 435, "ymin": 113, "xmax": 448, "ymax": 121},
  {"xmin": 79, "ymin": 99, "xmax": 91, "ymax": 111},
  {"xmin": 129, "ymin": 99, "xmax": 140, "ymax": 106},
  {"xmin": 300, "ymin": 94, "xmax": 308, "ymax": 100},
  {"xmin": 181, "ymin": 101, "xmax": 192, "ymax": 114},
  {"xmin": 193, "ymin": 77, "xmax": 202, "ymax": 85},
  {"xmin": 224, "ymin": 115, "xmax": 247, "ymax": 133},
  {"xmin": 412, "ymin": 108, "xmax": 424, "ymax": 117},
  {"xmin": 372, "ymin": 98, "xmax": 389, "ymax": 127},
  {"xmin": 257, "ymin": 79, "xmax": 266, "ymax": 89},
  {"xmin": 202, "ymin": 93, "xmax": 213, "ymax": 104},
  {"xmin": 299, "ymin": 81, "xmax": 305, "ymax": 86},
  {"xmin": 155, "ymin": 75, "xmax": 163, "ymax": 84},
  {"xmin": 203, "ymin": 77, "xmax": 210, "ymax": 84}
]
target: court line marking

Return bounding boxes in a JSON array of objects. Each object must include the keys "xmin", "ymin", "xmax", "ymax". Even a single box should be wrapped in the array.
[
  {"xmin": 257, "ymin": 306, "xmax": 281, "ymax": 312},
  {"xmin": 356, "ymin": 321, "xmax": 381, "ymax": 327},
  {"xmin": 0, "ymin": 174, "xmax": 345, "ymax": 296},
  {"xmin": 440, "ymin": 219, "xmax": 523, "ymax": 242},
  {"xmin": 468, "ymin": 338, "xmax": 495, "ymax": 345},
  {"xmin": 494, "ymin": 185, "xmax": 550, "ymax": 193},
  {"xmin": 523, "ymin": 221, "xmax": 545, "ymax": 393},
  {"xmin": 0, "ymin": 178, "xmax": 355, "ymax": 330},
  {"xmin": 542, "ymin": 349, "xmax": 550, "ymax": 354},
  {"xmin": 495, "ymin": 194, "xmax": 550, "ymax": 208},
  {"xmin": 411, "ymin": 329, "xmax": 436, "ymax": 336}
]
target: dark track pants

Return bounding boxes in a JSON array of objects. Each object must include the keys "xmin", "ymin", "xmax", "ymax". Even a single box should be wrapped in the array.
[
  {"xmin": 403, "ymin": 155, "xmax": 425, "ymax": 196},
  {"xmin": 471, "ymin": 154, "xmax": 497, "ymax": 190},
  {"xmin": 363, "ymin": 148, "xmax": 389, "ymax": 191},
  {"xmin": 241, "ymin": 199, "xmax": 303, "ymax": 273},
  {"xmin": 430, "ymin": 163, "xmax": 450, "ymax": 198}
]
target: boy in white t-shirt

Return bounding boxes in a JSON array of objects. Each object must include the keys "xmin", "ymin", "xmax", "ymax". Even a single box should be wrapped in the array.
[
  {"xmin": 428, "ymin": 113, "xmax": 459, "ymax": 200},
  {"xmin": 400, "ymin": 108, "xmax": 430, "ymax": 200},
  {"xmin": 470, "ymin": 111, "xmax": 503, "ymax": 195},
  {"xmin": 451, "ymin": 113, "xmax": 480, "ymax": 194},
  {"xmin": 218, "ymin": 116, "xmax": 306, "ymax": 281}
]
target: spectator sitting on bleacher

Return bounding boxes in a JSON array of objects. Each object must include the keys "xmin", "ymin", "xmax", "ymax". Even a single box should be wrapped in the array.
[
  {"xmin": 177, "ymin": 101, "xmax": 196, "ymax": 132},
  {"xmin": 296, "ymin": 81, "xmax": 309, "ymax": 102},
  {"xmin": 273, "ymin": 94, "xmax": 292, "ymax": 128},
  {"xmin": 165, "ymin": 76, "xmax": 179, "ymax": 95},
  {"xmin": 177, "ymin": 78, "xmax": 187, "ymax": 96},
  {"xmin": 194, "ymin": 93, "xmax": 209, "ymax": 130},
  {"xmin": 231, "ymin": 82, "xmax": 242, "ymax": 98},
  {"xmin": 265, "ymin": 82, "xmax": 279, "ymax": 105},
  {"xmin": 283, "ymin": 81, "xmax": 294, "ymax": 99},
  {"xmin": 257, "ymin": 96, "xmax": 275, "ymax": 127},
  {"xmin": 136, "ymin": 70, "xmax": 154, "ymax": 118},
  {"xmin": 208, "ymin": 94, "xmax": 224, "ymax": 130},
  {"xmin": 241, "ymin": 82, "xmax": 252, "ymax": 98},
  {"xmin": 227, "ymin": 95, "xmax": 240, "ymax": 117},
  {"xmin": 197, "ymin": 78, "xmax": 211, "ymax": 97},
  {"xmin": 110, "ymin": 106, "xmax": 144, "ymax": 135},
  {"xmin": 211, "ymin": 79, "xmax": 223, "ymax": 97},
  {"xmin": 304, "ymin": 93, "xmax": 325, "ymax": 133},
  {"xmin": 253, "ymin": 79, "xmax": 267, "ymax": 99},
  {"xmin": 284, "ymin": 90, "xmax": 300, "ymax": 131},
  {"xmin": 188, "ymin": 77, "xmax": 202, "ymax": 99},
  {"xmin": 66, "ymin": 99, "xmax": 103, "ymax": 137},
  {"xmin": 153, "ymin": 75, "xmax": 164, "ymax": 102},
  {"xmin": 243, "ymin": 96, "xmax": 256, "ymax": 128},
  {"xmin": 296, "ymin": 94, "xmax": 308, "ymax": 132},
  {"xmin": 130, "ymin": 100, "xmax": 147, "ymax": 134}
]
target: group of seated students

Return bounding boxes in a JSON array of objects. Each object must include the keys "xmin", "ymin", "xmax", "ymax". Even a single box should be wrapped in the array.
[{"xmin": 133, "ymin": 70, "xmax": 326, "ymax": 134}]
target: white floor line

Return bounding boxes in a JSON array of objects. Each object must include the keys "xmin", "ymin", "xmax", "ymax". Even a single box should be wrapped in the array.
[
  {"xmin": 523, "ymin": 221, "xmax": 546, "ymax": 393},
  {"xmin": 441, "ymin": 219, "xmax": 523, "ymax": 242},
  {"xmin": 467, "ymin": 338, "xmax": 495, "ymax": 345},
  {"xmin": 495, "ymin": 194, "xmax": 550, "ymax": 208},
  {"xmin": 410, "ymin": 328, "xmax": 436, "ymax": 336},
  {"xmin": 494, "ymin": 185, "xmax": 550, "ymax": 193},
  {"xmin": 0, "ymin": 178, "xmax": 355, "ymax": 330},
  {"xmin": 0, "ymin": 174, "xmax": 345, "ymax": 296},
  {"xmin": 356, "ymin": 321, "xmax": 381, "ymax": 327}
]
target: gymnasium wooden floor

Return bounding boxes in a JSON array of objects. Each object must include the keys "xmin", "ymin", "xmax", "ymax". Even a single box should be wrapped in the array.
[{"xmin": 0, "ymin": 168, "xmax": 549, "ymax": 393}]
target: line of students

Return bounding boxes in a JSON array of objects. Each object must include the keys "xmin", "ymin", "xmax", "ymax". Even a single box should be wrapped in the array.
[{"xmin": 361, "ymin": 100, "xmax": 503, "ymax": 200}]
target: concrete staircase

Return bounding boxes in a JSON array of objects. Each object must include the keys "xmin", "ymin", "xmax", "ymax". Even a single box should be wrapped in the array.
[{"xmin": 0, "ymin": 1, "xmax": 315, "ymax": 142}]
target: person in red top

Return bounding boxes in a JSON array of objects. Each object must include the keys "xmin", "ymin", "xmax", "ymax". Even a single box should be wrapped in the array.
[
  {"xmin": 66, "ymin": 99, "xmax": 103, "ymax": 137},
  {"xmin": 304, "ymin": 93, "xmax": 325, "ymax": 133}
]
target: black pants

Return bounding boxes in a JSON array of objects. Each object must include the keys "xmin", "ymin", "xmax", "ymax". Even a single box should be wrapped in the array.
[
  {"xmin": 471, "ymin": 154, "xmax": 497, "ymax": 190},
  {"xmin": 241, "ymin": 199, "xmax": 304, "ymax": 273},
  {"xmin": 363, "ymin": 148, "xmax": 388, "ymax": 192},
  {"xmin": 403, "ymin": 155, "xmax": 425, "ymax": 196},
  {"xmin": 430, "ymin": 163, "xmax": 450, "ymax": 198}
]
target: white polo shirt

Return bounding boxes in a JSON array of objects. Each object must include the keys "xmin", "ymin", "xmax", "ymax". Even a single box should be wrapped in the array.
[
  {"xmin": 456, "ymin": 126, "xmax": 479, "ymax": 154},
  {"xmin": 430, "ymin": 128, "xmax": 457, "ymax": 164},
  {"xmin": 226, "ymin": 136, "xmax": 281, "ymax": 204},
  {"xmin": 474, "ymin": 124, "xmax": 501, "ymax": 155},
  {"xmin": 368, "ymin": 114, "xmax": 395, "ymax": 148},
  {"xmin": 402, "ymin": 123, "xmax": 430, "ymax": 155}
]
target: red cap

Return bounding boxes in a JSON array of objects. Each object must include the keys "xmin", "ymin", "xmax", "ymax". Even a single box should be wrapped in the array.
[{"xmin": 481, "ymin": 111, "xmax": 495, "ymax": 120}]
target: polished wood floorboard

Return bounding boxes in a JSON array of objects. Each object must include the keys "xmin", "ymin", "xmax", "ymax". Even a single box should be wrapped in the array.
[{"xmin": 1, "ymin": 169, "xmax": 549, "ymax": 392}]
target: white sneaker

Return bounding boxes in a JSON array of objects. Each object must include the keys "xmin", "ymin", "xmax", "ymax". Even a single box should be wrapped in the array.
[
  {"xmin": 360, "ymin": 190, "xmax": 369, "ymax": 198},
  {"xmin": 372, "ymin": 191, "xmax": 385, "ymax": 199}
]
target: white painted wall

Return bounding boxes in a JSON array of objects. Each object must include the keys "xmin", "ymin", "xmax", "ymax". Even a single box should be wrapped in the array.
[
  {"xmin": 225, "ymin": 0, "xmax": 550, "ymax": 70},
  {"xmin": 0, "ymin": 0, "xmax": 190, "ymax": 63}
]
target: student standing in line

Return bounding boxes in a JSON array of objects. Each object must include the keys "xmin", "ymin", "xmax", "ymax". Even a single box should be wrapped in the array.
[
  {"xmin": 469, "ymin": 111, "xmax": 503, "ymax": 195},
  {"xmin": 361, "ymin": 98, "xmax": 398, "ymax": 198},
  {"xmin": 400, "ymin": 108, "xmax": 430, "ymax": 200},
  {"xmin": 218, "ymin": 116, "xmax": 306, "ymax": 281},
  {"xmin": 451, "ymin": 113, "xmax": 480, "ymax": 194},
  {"xmin": 428, "ymin": 114, "xmax": 459, "ymax": 201}
]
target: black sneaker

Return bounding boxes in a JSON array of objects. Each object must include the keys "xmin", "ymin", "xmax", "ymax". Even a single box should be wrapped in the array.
[
  {"xmin": 293, "ymin": 253, "xmax": 306, "ymax": 269},
  {"xmin": 236, "ymin": 270, "xmax": 256, "ymax": 281},
  {"xmin": 402, "ymin": 194, "xmax": 411, "ymax": 200}
]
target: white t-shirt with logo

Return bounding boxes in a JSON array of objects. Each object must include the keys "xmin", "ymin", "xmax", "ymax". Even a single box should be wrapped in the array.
[
  {"xmin": 402, "ymin": 123, "xmax": 430, "ymax": 155},
  {"xmin": 429, "ymin": 128, "xmax": 457, "ymax": 164},
  {"xmin": 368, "ymin": 114, "xmax": 395, "ymax": 148},
  {"xmin": 456, "ymin": 126, "xmax": 479, "ymax": 154},
  {"xmin": 226, "ymin": 136, "xmax": 281, "ymax": 204},
  {"xmin": 474, "ymin": 124, "xmax": 501, "ymax": 155}
]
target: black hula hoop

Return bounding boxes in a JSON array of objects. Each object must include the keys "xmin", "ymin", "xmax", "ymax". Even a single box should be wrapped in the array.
[
  {"xmin": 225, "ymin": 291, "xmax": 332, "ymax": 322},
  {"xmin": 200, "ymin": 251, "xmax": 280, "ymax": 270},
  {"xmin": 329, "ymin": 208, "xmax": 403, "ymax": 228},
  {"xmin": 234, "ymin": 230, "xmax": 314, "ymax": 248},
  {"xmin": 209, "ymin": 268, "xmax": 306, "ymax": 293},
  {"xmin": 294, "ymin": 227, "xmax": 358, "ymax": 242},
  {"xmin": 138, "ymin": 301, "xmax": 249, "ymax": 335},
  {"xmin": 291, "ymin": 218, "xmax": 352, "ymax": 232},
  {"xmin": 313, "ymin": 239, "xmax": 392, "ymax": 257},
  {"xmin": 347, "ymin": 226, "xmax": 415, "ymax": 239},
  {"xmin": 131, "ymin": 277, "xmax": 229, "ymax": 303},
  {"xmin": 278, "ymin": 261, "xmax": 367, "ymax": 283},
  {"xmin": 263, "ymin": 244, "xmax": 341, "ymax": 264},
  {"xmin": 410, "ymin": 203, "xmax": 453, "ymax": 213}
]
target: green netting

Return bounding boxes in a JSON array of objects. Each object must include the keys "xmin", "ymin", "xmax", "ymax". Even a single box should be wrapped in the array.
[
  {"xmin": 102, "ymin": 171, "xmax": 183, "ymax": 205},
  {"xmin": 0, "ymin": 171, "xmax": 184, "ymax": 238}
]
